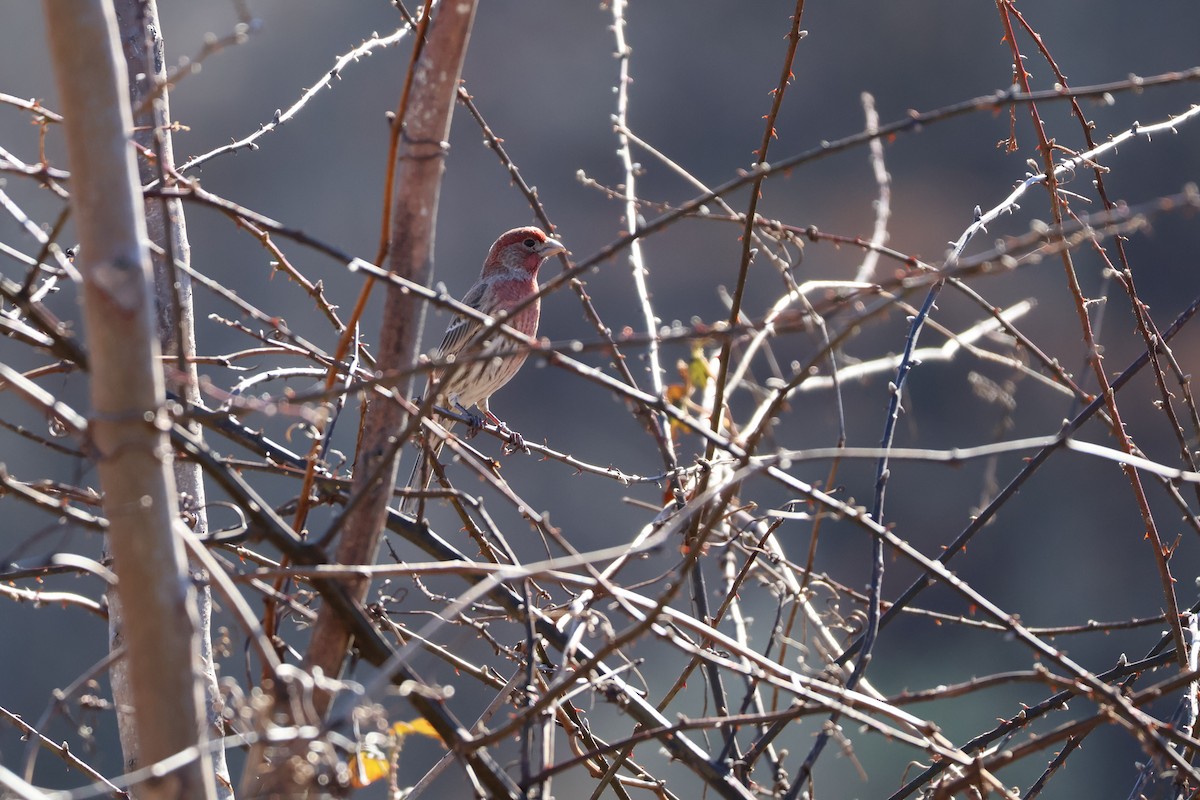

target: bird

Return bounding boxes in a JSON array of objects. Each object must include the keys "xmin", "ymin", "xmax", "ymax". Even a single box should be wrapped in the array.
[{"xmin": 401, "ymin": 227, "xmax": 566, "ymax": 516}]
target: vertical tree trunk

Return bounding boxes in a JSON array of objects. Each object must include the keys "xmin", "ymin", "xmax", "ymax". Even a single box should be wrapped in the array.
[
  {"xmin": 42, "ymin": 2, "xmax": 214, "ymax": 798},
  {"xmin": 110, "ymin": 0, "xmax": 233, "ymax": 795},
  {"xmin": 240, "ymin": 2, "xmax": 478, "ymax": 795},
  {"xmin": 303, "ymin": 0, "xmax": 478, "ymax": 701}
]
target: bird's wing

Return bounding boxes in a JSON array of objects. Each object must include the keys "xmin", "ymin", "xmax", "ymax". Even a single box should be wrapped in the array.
[{"xmin": 435, "ymin": 279, "xmax": 489, "ymax": 358}]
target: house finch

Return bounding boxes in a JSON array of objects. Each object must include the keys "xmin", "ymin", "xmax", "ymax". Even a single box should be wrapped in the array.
[{"xmin": 402, "ymin": 227, "xmax": 565, "ymax": 515}]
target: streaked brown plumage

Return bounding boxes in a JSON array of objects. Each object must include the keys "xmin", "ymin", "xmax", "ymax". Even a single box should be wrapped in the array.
[{"xmin": 401, "ymin": 227, "xmax": 565, "ymax": 515}]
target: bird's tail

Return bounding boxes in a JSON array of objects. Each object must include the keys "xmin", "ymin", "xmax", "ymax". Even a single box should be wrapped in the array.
[{"xmin": 399, "ymin": 418, "xmax": 455, "ymax": 517}]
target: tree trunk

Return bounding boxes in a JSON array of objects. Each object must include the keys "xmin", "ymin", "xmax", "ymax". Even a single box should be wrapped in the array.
[
  {"xmin": 42, "ymin": 1, "xmax": 214, "ymax": 798},
  {"xmin": 109, "ymin": 0, "xmax": 233, "ymax": 795},
  {"xmin": 303, "ymin": 0, "xmax": 478, "ymax": 708},
  {"xmin": 239, "ymin": 2, "xmax": 479, "ymax": 795}
]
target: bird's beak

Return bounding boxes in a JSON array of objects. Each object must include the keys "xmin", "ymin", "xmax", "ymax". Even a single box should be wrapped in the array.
[{"xmin": 540, "ymin": 237, "xmax": 567, "ymax": 258}]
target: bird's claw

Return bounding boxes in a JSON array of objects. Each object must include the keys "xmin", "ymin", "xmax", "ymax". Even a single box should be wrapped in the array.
[
  {"xmin": 451, "ymin": 402, "xmax": 527, "ymax": 453},
  {"xmin": 499, "ymin": 424, "xmax": 528, "ymax": 455},
  {"xmin": 454, "ymin": 401, "xmax": 486, "ymax": 438}
]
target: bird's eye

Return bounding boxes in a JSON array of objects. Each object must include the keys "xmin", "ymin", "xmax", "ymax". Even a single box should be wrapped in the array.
[{"xmin": 524, "ymin": 238, "xmax": 536, "ymax": 248}]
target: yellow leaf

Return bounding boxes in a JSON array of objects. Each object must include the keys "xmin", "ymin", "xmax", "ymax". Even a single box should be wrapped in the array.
[
  {"xmin": 348, "ymin": 718, "xmax": 441, "ymax": 789},
  {"xmin": 348, "ymin": 749, "xmax": 390, "ymax": 789},
  {"xmin": 392, "ymin": 718, "xmax": 440, "ymax": 741},
  {"xmin": 687, "ymin": 343, "xmax": 710, "ymax": 391}
]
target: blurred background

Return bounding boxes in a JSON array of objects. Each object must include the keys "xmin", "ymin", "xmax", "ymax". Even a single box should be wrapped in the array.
[{"xmin": 2, "ymin": 1, "xmax": 1200, "ymax": 797}]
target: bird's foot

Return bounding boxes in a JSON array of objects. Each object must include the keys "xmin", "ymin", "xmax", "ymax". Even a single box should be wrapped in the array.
[
  {"xmin": 499, "ymin": 423, "xmax": 528, "ymax": 455},
  {"xmin": 453, "ymin": 401, "xmax": 486, "ymax": 438},
  {"xmin": 479, "ymin": 410, "xmax": 528, "ymax": 454}
]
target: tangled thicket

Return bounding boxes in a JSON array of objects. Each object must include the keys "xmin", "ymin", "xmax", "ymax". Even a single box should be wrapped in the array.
[{"xmin": 3, "ymin": 2, "xmax": 1200, "ymax": 799}]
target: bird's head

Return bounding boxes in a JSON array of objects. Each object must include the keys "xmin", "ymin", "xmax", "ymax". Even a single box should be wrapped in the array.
[{"xmin": 482, "ymin": 227, "xmax": 567, "ymax": 277}]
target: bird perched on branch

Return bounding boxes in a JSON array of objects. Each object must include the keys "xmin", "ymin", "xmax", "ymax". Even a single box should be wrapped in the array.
[{"xmin": 401, "ymin": 226, "xmax": 566, "ymax": 516}]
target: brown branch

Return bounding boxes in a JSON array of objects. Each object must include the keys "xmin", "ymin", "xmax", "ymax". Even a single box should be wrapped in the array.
[{"xmin": 996, "ymin": 0, "xmax": 1187, "ymax": 670}]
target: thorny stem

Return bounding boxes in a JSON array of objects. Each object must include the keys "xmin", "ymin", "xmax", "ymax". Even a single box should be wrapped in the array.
[{"xmin": 996, "ymin": 0, "xmax": 1186, "ymax": 669}]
